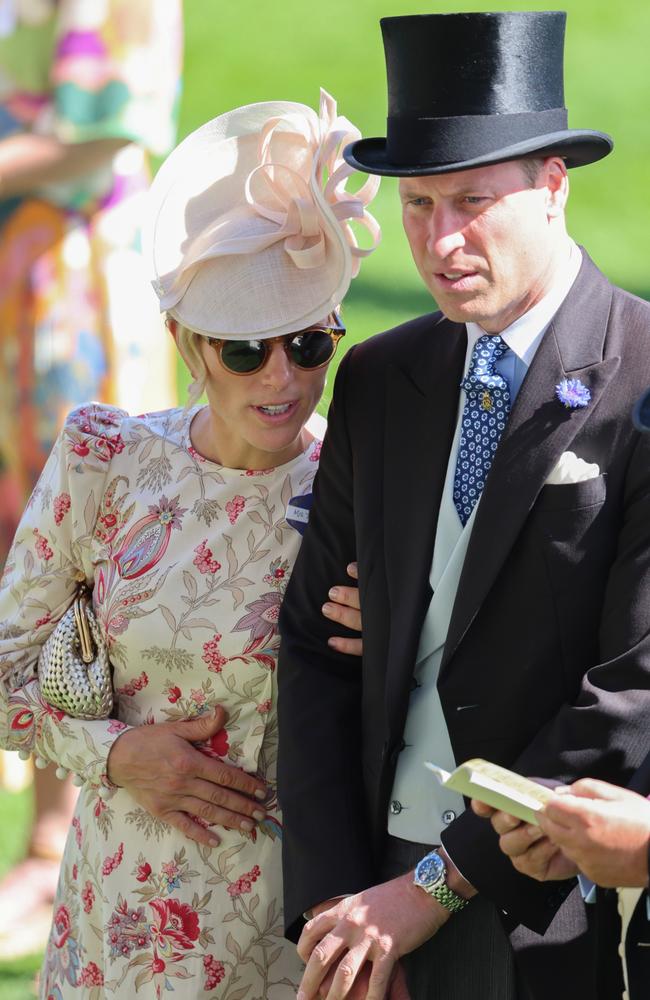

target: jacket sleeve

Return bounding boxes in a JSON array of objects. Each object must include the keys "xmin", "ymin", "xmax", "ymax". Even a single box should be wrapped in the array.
[
  {"xmin": 278, "ymin": 349, "xmax": 375, "ymax": 941},
  {"xmin": 0, "ymin": 404, "xmax": 132, "ymax": 789},
  {"xmin": 443, "ymin": 430, "xmax": 650, "ymax": 934}
]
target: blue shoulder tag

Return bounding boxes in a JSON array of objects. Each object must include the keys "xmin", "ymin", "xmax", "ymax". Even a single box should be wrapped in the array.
[{"xmin": 286, "ymin": 493, "xmax": 313, "ymax": 536}]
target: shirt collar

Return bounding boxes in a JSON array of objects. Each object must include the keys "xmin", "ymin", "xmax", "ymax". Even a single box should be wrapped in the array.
[{"xmin": 465, "ymin": 240, "xmax": 582, "ymax": 368}]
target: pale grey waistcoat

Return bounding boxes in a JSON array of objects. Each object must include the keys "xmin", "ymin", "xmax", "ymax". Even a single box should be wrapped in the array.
[{"xmin": 388, "ymin": 414, "xmax": 478, "ymax": 844}]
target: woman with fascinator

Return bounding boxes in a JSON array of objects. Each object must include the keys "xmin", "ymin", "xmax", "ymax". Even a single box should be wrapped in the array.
[{"xmin": 0, "ymin": 90, "xmax": 379, "ymax": 998}]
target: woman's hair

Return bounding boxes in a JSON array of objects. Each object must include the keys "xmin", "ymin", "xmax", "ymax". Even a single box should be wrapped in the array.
[{"xmin": 171, "ymin": 318, "xmax": 208, "ymax": 406}]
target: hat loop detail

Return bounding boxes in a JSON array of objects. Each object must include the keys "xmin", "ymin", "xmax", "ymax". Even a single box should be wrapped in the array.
[{"xmin": 157, "ymin": 89, "xmax": 381, "ymax": 311}]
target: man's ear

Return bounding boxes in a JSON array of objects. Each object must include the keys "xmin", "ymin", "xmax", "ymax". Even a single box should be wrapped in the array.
[{"xmin": 544, "ymin": 156, "xmax": 569, "ymax": 218}]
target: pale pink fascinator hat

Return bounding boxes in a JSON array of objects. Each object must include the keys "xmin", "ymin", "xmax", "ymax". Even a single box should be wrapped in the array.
[{"xmin": 145, "ymin": 89, "xmax": 381, "ymax": 340}]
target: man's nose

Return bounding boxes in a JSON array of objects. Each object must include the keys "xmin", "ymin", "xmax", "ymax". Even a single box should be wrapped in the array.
[
  {"xmin": 426, "ymin": 205, "xmax": 466, "ymax": 259},
  {"xmin": 261, "ymin": 342, "xmax": 293, "ymax": 391}
]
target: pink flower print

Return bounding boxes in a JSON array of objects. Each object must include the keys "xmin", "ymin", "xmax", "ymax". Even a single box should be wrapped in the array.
[
  {"xmin": 94, "ymin": 797, "xmax": 107, "ymax": 819},
  {"xmin": 94, "ymin": 433, "xmax": 125, "ymax": 462},
  {"xmin": 72, "ymin": 864, "xmax": 78, "ymax": 881},
  {"xmin": 33, "ymin": 529, "xmax": 53, "ymax": 562},
  {"xmin": 202, "ymin": 633, "xmax": 227, "ymax": 672},
  {"xmin": 72, "ymin": 816, "xmax": 82, "ymax": 848},
  {"xmin": 34, "ymin": 612, "xmax": 52, "ymax": 628},
  {"xmin": 116, "ymin": 671, "xmax": 149, "ymax": 697},
  {"xmin": 310, "ymin": 440, "xmax": 323, "ymax": 462},
  {"xmin": 108, "ymin": 719, "xmax": 128, "ymax": 734},
  {"xmin": 52, "ymin": 904, "xmax": 72, "ymax": 948},
  {"xmin": 225, "ymin": 495, "xmax": 246, "ymax": 524},
  {"xmin": 102, "ymin": 842, "xmax": 124, "ymax": 876},
  {"xmin": 161, "ymin": 860, "xmax": 181, "ymax": 892},
  {"xmin": 82, "ymin": 881, "xmax": 94, "ymax": 913},
  {"xmin": 167, "ymin": 685, "xmax": 181, "ymax": 703},
  {"xmin": 188, "ymin": 445, "xmax": 205, "ymax": 463},
  {"xmin": 53, "ymin": 492, "xmax": 71, "ymax": 525},
  {"xmin": 256, "ymin": 699, "xmax": 272, "ymax": 714},
  {"xmin": 136, "ymin": 862, "xmax": 152, "ymax": 883},
  {"xmin": 193, "ymin": 540, "xmax": 221, "ymax": 575},
  {"xmin": 190, "ymin": 688, "xmax": 206, "ymax": 708},
  {"xmin": 227, "ymin": 864, "xmax": 261, "ymax": 898},
  {"xmin": 114, "ymin": 494, "xmax": 187, "ymax": 580},
  {"xmin": 204, "ymin": 955, "xmax": 226, "ymax": 990},
  {"xmin": 149, "ymin": 897, "xmax": 200, "ymax": 951},
  {"xmin": 71, "ymin": 440, "xmax": 90, "ymax": 457},
  {"xmin": 233, "ymin": 592, "xmax": 282, "ymax": 653},
  {"xmin": 78, "ymin": 962, "xmax": 104, "ymax": 987},
  {"xmin": 107, "ymin": 898, "xmax": 151, "ymax": 959}
]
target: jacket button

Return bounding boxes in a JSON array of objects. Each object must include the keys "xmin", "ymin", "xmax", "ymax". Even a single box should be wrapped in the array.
[
  {"xmin": 442, "ymin": 810, "xmax": 456, "ymax": 825},
  {"xmin": 390, "ymin": 800, "xmax": 403, "ymax": 815}
]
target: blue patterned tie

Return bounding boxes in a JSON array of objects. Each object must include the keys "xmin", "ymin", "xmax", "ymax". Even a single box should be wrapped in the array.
[{"xmin": 453, "ymin": 334, "xmax": 511, "ymax": 526}]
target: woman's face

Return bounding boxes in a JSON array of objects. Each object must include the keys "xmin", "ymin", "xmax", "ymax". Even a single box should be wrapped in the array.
[{"xmin": 189, "ymin": 324, "xmax": 332, "ymax": 470}]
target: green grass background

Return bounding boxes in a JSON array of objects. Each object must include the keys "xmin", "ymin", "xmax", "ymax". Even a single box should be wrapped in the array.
[
  {"xmin": 2, "ymin": 0, "xmax": 648, "ymax": 993},
  {"xmin": 178, "ymin": 0, "xmax": 650, "ymax": 411}
]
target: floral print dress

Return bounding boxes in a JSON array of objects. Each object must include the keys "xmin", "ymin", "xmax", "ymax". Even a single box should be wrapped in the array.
[{"xmin": 0, "ymin": 403, "xmax": 322, "ymax": 999}]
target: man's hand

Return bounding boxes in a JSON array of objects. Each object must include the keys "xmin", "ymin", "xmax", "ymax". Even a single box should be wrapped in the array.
[
  {"xmin": 317, "ymin": 959, "xmax": 411, "ymax": 1000},
  {"xmin": 106, "ymin": 707, "xmax": 267, "ymax": 847},
  {"xmin": 537, "ymin": 778, "xmax": 650, "ymax": 888},
  {"xmin": 471, "ymin": 799, "xmax": 579, "ymax": 881},
  {"xmin": 296, "ymin": 872, "xmax": 448, "ymax": 1000},
  {"xmin": 322, "ymin": 562, "xmax": 362, "ymax": 655}
]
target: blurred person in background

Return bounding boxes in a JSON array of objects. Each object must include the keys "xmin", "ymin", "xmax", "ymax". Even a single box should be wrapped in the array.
[
  {"xmin": 0, "ymin": 88, "xmax": 377, "ymax": 997},
  {"xmin": 0, "ymin": 0, "xmax": 182, "ymax": 936}
]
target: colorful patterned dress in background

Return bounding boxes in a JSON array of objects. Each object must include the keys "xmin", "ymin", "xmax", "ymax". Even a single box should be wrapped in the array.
[
  {"xmin": 0, "ymin": 404, "xmax": 322, "ymax": 997},
  {"xmin": 0, "ymin": 0, "xmax": 183, "ymax": 564}
]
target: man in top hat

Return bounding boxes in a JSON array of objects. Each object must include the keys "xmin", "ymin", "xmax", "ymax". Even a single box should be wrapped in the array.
[{"xmin": 277, "ymin": 11, "xmax": 650, "ymax": 1000}]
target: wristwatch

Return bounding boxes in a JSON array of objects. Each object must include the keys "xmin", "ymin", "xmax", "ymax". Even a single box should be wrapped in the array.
[{"xmin": 413, "ymin": 849, "xmax": 468, "ymax": 914}]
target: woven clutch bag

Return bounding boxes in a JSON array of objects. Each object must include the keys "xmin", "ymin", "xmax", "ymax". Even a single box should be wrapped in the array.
[{"xmin": 38, "ymin": 586, "xmax": 113, "ymax": 720}]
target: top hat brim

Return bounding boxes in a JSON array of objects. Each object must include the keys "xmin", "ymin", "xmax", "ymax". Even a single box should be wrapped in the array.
[{"xmin": 344, "ymin": 129, "xmax": 613, "ymax": 177}]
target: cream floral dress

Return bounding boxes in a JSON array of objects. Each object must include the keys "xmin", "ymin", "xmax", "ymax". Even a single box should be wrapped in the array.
[{"xmin": 0, "ymin": 403, "xmax": 322, "ymax": 999}]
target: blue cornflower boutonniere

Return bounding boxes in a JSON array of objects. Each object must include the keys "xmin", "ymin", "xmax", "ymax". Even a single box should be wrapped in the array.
[{"xmin": 555, "ymin": 378, "xmax": 591, "ymax": 409}]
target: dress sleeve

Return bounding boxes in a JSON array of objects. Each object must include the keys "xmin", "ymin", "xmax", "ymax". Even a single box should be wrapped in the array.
[
  {"xmin": 50, "ymin": 0, "xmax": 183, "ymax": 155},
  {"xmin": 0, "ymin": 403, "xmax": 132, "ymax": 788}
]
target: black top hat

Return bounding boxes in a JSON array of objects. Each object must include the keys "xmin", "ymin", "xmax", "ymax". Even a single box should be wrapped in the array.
[{"xmin": 344, "ymin": 11, "xmax": 613, "ymax": 176}]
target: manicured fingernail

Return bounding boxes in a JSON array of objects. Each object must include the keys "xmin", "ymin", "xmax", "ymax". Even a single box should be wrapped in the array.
[
  {"xmin": 328, "ymin": 587, "xmax": 339, "ymax": 599},
  {"xmin": 253, "ymin": 809, "xmax": 266, "ymax": 822},
  {"xmin": 322, "ymin": 602, "xmax": 334, "ymax": 615},
  {"xmin": 241, "ymin": 819, "xmax": 254, "ymax": 832},
  {"xmin": 254, "ymin": 788, "xmax": 266, "ymax": 801}
]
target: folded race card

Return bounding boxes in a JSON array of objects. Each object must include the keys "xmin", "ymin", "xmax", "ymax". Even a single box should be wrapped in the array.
[{"xmin": 425, "ymin": 758, "xmax": 555, "ymax": 826}]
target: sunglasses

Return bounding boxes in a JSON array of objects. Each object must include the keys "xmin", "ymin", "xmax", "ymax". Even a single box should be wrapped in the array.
[{"xmin": 208, "ymin": 319, "xmax": 345, "ymax": 376}]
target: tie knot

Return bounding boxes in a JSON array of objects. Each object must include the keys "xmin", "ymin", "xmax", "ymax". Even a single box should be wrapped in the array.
[{"xmin": 461, "ymin": 334, "xmax": 510, "ymax": 395}]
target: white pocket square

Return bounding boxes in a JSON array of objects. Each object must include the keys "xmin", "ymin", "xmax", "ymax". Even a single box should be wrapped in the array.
[{"xmin": 545, "ymin": 451, "xmax": 600, "ymax": 486}]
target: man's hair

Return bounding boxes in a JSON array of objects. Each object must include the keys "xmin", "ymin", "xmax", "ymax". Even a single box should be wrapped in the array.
[{"xmin": 519, "ymin": 157, "xmax": 545, "ymax": 187}]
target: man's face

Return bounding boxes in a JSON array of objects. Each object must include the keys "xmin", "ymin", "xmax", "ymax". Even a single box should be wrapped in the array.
[{"xmin": 399, "ymin": 158, "xmax": 567, "ymax": 333}]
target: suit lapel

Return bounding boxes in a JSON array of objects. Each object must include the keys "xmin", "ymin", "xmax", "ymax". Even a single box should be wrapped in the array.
[
  {"xmin": 442, "ymin": 252, "xmax": 620, "ymax": 669},
  {"xmin": 383, "ymin": 316, "xmax": 465, "ymax": 718}
]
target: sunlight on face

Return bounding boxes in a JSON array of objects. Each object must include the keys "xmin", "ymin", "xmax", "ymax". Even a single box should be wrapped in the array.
[
  {"xmin": 192, "ymin": 331, "xmax": 329, "ymax": 471},
  {"xmin": 399, "ymin": 158, "xmax": 568, "ymax": 332}
]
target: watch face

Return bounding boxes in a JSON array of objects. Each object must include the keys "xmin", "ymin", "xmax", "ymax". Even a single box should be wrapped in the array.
[{"xmin": 415, "ymin": 851, "xmax": 445, "ymax": 888}]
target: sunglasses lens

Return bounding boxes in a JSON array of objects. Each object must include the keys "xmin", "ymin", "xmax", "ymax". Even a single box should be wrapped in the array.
[
  {"xmin": 288, "ymin": 330, "xmax": 337, "ymax": 369},
  {"xmin": 219, "ymin": 340, "xmax": 266, "ymax": 373}
]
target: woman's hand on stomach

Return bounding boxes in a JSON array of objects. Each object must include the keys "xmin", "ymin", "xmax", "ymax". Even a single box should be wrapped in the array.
[{"xmin": 106, "ymin": 707, "xmax": 266, "ymax": 847}]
